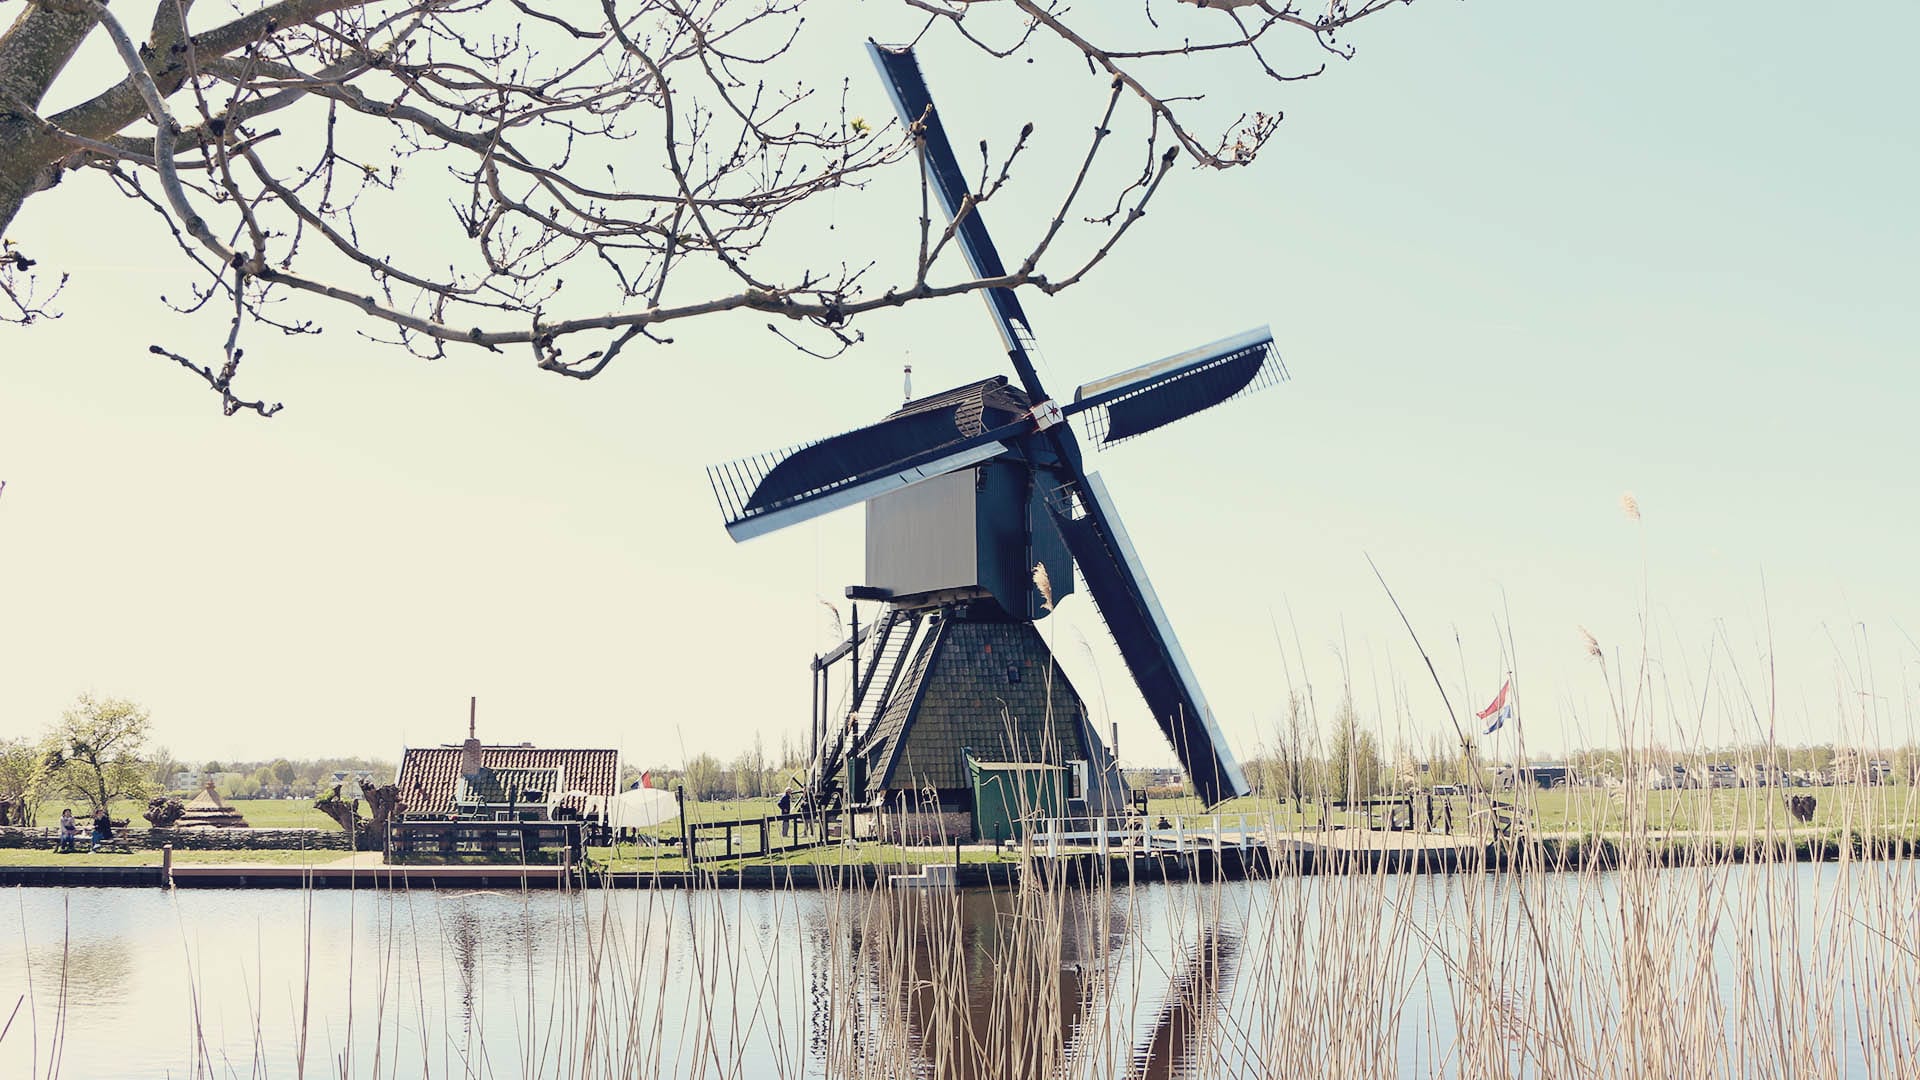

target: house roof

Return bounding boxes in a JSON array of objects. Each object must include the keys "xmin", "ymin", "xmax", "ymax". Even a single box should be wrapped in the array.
[
  {"xmin": 184, "ymin": 782, "xmax": 230, "ymax": 811},
  {"xmin": 884, "ymin": 375, "xmax": 1031, "ymax": 432},
  {"xmin": 396, "ymin": 745, "xmax": 619, "ymax": 817}
]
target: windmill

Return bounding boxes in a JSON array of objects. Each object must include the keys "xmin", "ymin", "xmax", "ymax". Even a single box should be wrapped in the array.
[{"xmin": 706, "ymin": 44, "xmax": 1287, "ymax": 821}]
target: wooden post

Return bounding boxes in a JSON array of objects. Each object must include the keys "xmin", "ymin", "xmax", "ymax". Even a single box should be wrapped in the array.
[
  {"xmin": 676, "ymin": 785, "xmax": 689, "ymax": 864},
  {"xmin": 848, "ymin": 603, "xmax": 860, "ymax": 704},
  {"xmin": 161, "ymin": 843, "xmax": 173, "ymax": 888},
  {"xmin": 760, "ymin": 816, "xmax": 769, "ymax": 857}
]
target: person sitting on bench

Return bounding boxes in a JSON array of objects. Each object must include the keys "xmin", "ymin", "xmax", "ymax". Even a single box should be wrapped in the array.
[{"xmin": 88, "ymin": 808, "xmax": 114, "ymax": 852}]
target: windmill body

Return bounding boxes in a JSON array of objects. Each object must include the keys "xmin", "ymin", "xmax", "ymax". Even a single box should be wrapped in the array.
[
  {"xmin": 706, "ymin": 45, "xmax": 1287, "ymax": 830},
  {"xmin": 863, "ymin": 377, "xmax": 1074, "ymax": 621}
]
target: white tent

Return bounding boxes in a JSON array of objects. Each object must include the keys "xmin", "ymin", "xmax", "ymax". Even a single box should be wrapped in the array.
[{"xmin": 605, "ymin": 786, "xmax": 680, "ymax": 830}]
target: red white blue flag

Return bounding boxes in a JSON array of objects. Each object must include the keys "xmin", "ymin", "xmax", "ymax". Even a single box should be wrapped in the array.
[{"xmin": 1478, "ymin": 679, "xmax": 1514, "ymax": 735}]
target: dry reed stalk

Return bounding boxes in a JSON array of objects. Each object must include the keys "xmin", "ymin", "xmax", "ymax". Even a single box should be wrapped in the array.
[{"xmin": 11, "ymin": 669, "xmax": 1920, "ymax": 1080}]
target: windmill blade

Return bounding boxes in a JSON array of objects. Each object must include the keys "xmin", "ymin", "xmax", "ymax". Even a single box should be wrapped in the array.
[
  {"xmin": 1070, "ymin": 327, "xmax": 1287, "ymax": 447},
  {"xmin": 1127, "ymin": 927, "xmax": 1240, "ymax": 1080},
  {"xmin": 709, "ymin": 424, "xmax": 1018, "ymax": 543},
  {"xmin": 1047, "ymin": 473, "xmax": 1250, "ymax": 806},
  {"xmin": 709, "ymin": 377, "xmax": 1046, "ymax": 542},
  {"xmin": 869, "ymin": 43, "xmax": 1039, "ymax": 366}
]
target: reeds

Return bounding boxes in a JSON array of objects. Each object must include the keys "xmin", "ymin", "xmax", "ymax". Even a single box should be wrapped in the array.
[
  {"xmin": 10, "ymin": 591, "xmax": 1920, "ymax": 1080},
  {"xmin": 5, "ymin": 783, "xmax": 1920, "ymax": 1079}
]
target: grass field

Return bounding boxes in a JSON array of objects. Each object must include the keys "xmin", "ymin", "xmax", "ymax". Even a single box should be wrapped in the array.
[
  {"xmin": 31, "ymin": 788, "xmax": 1916, "ymax": 836},
  {"xmin": 0, "ymin": 848, "xmax": 353, "ymax": 867},
  {"xmin": 11, "ymin": 788, "xmax": 1917, "ymax": 873},
  {"xmin": 1149, "ymin": 783, "xmax": 1920, "ymax": 836},
  {"xmin": 31, "ymin": 795, "xmax": 781, "ymax": 832},
  {"xmin": 31, "ymin": 797, "xmax": 338, "ymax": 830}
]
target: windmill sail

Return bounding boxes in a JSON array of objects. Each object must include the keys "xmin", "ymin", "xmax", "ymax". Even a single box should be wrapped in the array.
[
  {"xmin": 1071, "ymin": 327, "xmax": 1288, "ymax": 447},
  {"xmin": 708, "ymin": 377, "xmax": 1036, "ymax": 542},
  {"xmin": 869, "ymin": 43, "xmax": 1042, "ymax": 373},
  {"xmin": 1048, "ymin": 474, "xmax": 1250, "ymax": 805},
  {"xmin": 712, "ymin": 439, "xmax": 1010, "ymax": 543}
]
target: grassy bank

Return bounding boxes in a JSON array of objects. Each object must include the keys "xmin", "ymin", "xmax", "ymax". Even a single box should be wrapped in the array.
[
  {"xmin": 30, "ymin": 796, "xmax": 338, "ymax": 830},
  {"xmin": 1150, "ymin": 782, "xmax": 1919, "ymax": 834},
  {"xmin": 0, "ymin": 848, "xmax": 355, "ymax": 867}
]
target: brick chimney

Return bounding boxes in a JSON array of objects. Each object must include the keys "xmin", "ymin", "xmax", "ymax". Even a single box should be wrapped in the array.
[{"xmin": 460, "ymin": 696, "xmax": 483, "ymax": 778}]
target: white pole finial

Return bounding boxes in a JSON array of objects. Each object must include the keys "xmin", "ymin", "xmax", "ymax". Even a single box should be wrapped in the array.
[{"xmin": 903, "ymin": 362, "xmax": 913, "ymax": 405}]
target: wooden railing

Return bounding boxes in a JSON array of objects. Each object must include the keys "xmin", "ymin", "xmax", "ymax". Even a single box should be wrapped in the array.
[
  {"xmin": 1035, "ymin": 813, "xmax": 1267, "ymax": 857},
  {"xmin": 684, "ymin": 811, "xmax": 830, "ymax": 865}
]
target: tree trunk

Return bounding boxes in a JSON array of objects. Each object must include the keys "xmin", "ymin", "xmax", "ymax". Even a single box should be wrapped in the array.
[{"xmin": 0, "ymin": 2, "xmax": 103, "ymax": 236}]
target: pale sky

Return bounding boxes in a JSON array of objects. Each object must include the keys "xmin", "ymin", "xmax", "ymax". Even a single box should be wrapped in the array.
[{"xmin": 2, "ymin": 1, "xmax": 1917, "ymax": 770}]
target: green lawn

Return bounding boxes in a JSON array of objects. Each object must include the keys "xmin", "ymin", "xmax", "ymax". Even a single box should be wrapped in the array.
[
  {"xmin": 37, "ymin": 791, "xmax": 1915, "ymax": 838},
  {"xmin": 15, "ymin": 789, "xmax": 1915, "ymax": 875},
  {"xmin": 32, "ymin": 796, "xmax": 338, "ymax": 830},
  {"xmin": 1151, "ymin": 785, "xmax": 1920, "ymax": 835},
  {"xmin": 0, "ymin": 848, "xmax": 353, "ymax": 867},
  {"xmin": 1509, "ymin": 784, "xmax": 1920, "ymax": 834}
]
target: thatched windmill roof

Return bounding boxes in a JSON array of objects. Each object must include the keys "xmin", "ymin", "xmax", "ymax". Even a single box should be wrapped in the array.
[{"xmin": 175, "ymin": 780, "xmax": 250, "ymax": 828}]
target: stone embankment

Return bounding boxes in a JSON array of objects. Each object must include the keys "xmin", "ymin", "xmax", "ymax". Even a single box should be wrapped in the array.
[{"xmin": 0, "ymin": 825, "xmax": 352, "ymax": 851}]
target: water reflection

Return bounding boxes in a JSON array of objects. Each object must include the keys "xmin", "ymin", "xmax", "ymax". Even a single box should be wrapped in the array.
[
  {"xmin": 0, "ymin": 861, "xmax": 1912, "ymax": 1079},
  {"xmin": 1126, "ymin": 927, "xmax": 1239, "ymax": 1080},
  {"xmin": 832, "ymin": 890, "xmax": 1121, "ymax": 1079}
]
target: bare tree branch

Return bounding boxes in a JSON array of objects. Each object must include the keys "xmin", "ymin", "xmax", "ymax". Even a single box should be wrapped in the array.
[{"xmin": 0, "ymin": 0, "xmax": 1427, "ymax": 412}]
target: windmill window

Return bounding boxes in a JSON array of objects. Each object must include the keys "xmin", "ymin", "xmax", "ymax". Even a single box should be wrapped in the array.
[{"xmin": 1006, "ymin": 665, "xmax": 1021, "ymax": 685}]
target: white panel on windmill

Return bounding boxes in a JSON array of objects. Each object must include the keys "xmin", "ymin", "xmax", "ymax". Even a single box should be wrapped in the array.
[{"xmin": 865, "ymin": 469, "xmax": 979, "ymax": 600}]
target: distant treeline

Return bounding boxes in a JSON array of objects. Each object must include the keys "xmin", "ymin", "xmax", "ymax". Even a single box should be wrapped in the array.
[
  {"xmin": 629, "ymin": 733, "xmax": 812, "ymax": 801},
  {"xmin": 1, "ymin": 695, "xmax": 401, "ymax": 823},
  {"xmin": 164, "ymin": 755, "xmax": 399, "ymax": 801}
]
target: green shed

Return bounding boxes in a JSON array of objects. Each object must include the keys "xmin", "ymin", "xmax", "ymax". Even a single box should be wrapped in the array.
[{"xmin": 966, "ymin": 748, "xmax": 1067, "ymax": 842}]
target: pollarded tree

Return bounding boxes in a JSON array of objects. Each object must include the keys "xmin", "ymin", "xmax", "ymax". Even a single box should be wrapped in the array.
[
  {"xmin": 45, "ymin": 693, "xmax": 156, "ymax": 813},
  {"xmin": 0, "ymin": 0, "xmax": 1422, "ymax": 414}
]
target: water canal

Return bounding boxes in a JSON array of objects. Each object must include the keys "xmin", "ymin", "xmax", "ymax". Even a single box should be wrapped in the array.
[{"xmin": 4, "ymin": 858, "xmax": 1915, "ymax": 1078}]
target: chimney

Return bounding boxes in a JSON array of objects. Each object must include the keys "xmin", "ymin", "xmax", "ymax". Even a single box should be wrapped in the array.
[{"xmin": 460, "ymin": 696, "xmax": 483, "ymax": 778}]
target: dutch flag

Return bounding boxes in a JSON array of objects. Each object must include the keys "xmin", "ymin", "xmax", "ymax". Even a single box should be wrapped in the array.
[{"xmin": 1478, "ymin": 679, "xmax": 1515, "ymax": 735}]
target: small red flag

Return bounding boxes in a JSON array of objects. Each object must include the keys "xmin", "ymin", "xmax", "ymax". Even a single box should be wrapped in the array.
[{"xmin": 1476, "ymin": 679, "xmax": 1511, "ymax": 721}]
